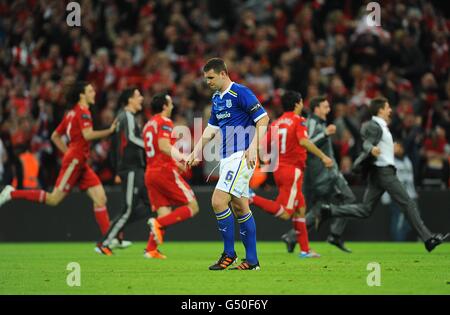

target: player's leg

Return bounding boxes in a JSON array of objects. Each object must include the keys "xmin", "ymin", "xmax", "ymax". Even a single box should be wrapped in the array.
[
  {"xmin": 147, "ymin": 169, "xmax": 198, "ymax": 245},
  {"xmin": 82, "ymin": 167, "xmax": 111, "ymax": 237},
  {"xmin": 98, "ymin": 170, "xmax": 138, "ymax": 254},
  {"xmin": 229, "ymin": 195, "xmax": 260, "ymax": 270},
  {"xmin": 145, "ymin": 206, "xmax": 171, "ymax": 259},
  {"xmin": 0, "ymin": 156, "xmax": 82, "ymax": 207},
  {"xmin": 210, "ymin": 188, "xmax": 236, "ymax": 268},
  {"xmin": 224, "ymin": 154, "xmax": 259, "ymax": 271},
  {"xmin": 293, "ymin": 204, "xmax": 320, "ymax": 258}
]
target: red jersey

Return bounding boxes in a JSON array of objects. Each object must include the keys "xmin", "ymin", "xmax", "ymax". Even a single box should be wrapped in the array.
[
  {"xmin": 267, "ymin": 112, "xmax": 308, "ymax": 169},
  {"xmin": 55, "ymin": 104, "xmax": 93, "ymax": 160},
  {"xmin": 142, "ymin": 114, "xmax": 176, "ymax": 171}
]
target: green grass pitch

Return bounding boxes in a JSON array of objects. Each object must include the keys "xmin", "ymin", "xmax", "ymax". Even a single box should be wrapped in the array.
[{"xmin": 0, "ymin": 242, "xmax": 449, "ymax": 295}]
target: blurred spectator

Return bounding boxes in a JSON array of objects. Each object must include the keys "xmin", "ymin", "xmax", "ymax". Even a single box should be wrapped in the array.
[{"xmin": 421, "ymin": 125, "xmax": 450, "ymax": 188}]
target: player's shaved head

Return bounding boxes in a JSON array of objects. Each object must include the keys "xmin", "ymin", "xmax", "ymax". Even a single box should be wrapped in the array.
[{"xmin": 203, "ymin": 58, "xmax": 228, "ymax": 75}]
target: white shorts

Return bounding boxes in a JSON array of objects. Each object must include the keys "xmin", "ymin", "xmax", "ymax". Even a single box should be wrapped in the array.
[{"xmin": 216, "ymin": 151, "xmax": 254, "ymax": 198}]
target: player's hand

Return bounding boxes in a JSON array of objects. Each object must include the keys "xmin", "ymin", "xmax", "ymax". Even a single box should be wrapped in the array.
[
  {"xmin": 371, "ymin": 146, "xmax": 381, "ymax": 157},
  {"xmin": 321, "ymin": 156, "xmax": 333, "ymax": 168},
  {"xmin": 325, "ymin": 124, "xmax": 336, "ymax": 136},
  {"xmin": 245, "ymin": 146, "xmax": 257, "ymax": 169},
  {"xmin": 176, "ymin": 161, "xmax": 187, "ymax": 172},
  {"xmin": 185, "ymin": 152, "xmax": 200, "ymax": 168},
  {"xmin": 110, "ymin": 118, "xmax": 119, "ymax": 133}
]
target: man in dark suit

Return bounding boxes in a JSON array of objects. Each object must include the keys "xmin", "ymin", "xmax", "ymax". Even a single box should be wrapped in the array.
[{"xmin": 316, "ymin": 97, "xmax": 448, "ymax": 252}]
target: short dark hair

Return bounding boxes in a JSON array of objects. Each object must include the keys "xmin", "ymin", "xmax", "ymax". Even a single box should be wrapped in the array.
[
  {"xmin": 118, "ymin": 87, "xmax": 138, "ymax": 108},
  {"xmin": 310, "ymin": 95, "xmax": 327, "ymax": 113},
  {"xmin": 203, "ymin": 58, "xmax": 228, "ymax": 75},
  {"xmin": 369, "ymin": 97, "xmax": 388, "ymax": 116},
  {"xmin": 151, "ymin": 93, "xmax": 169, "ymax": 114},
  {"xmin": 66, "ymin": 81, "xmax": 89, "ymax": 108},
  {"xmin": 281, "ymin": 90, "xmax": 302, "ymax": 112}
]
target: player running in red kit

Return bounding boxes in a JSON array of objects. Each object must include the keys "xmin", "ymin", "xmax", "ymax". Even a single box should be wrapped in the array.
[
  {"xmin": 0, "ymin": 82, "xmax": 117, "ymax": 242},
  {"xmin": 142, "ymin": 93, "xmax": 199, "ymax": 259},
  {"xmin": 249, "ymin": 91, "xmax": 333, "ymax": 258}
]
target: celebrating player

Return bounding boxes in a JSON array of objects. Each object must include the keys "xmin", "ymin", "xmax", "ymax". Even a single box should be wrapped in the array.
[
  {"xmin": 249, "ymin": 91, "xmax": 333, "ymax": 258},
  {"xmin": 187, "ymin": 58, "xmax": 269, "ymax": 270},
  {"xmin": 0, "ymin": 82, "xmax": 115, "ymax": 241},
  {"xmin": 143, "ymin": 93, "xmax": 199, "ymax": 259},
  {"xmin": 280, "ymin": 96, "xmax": 352, "ymax": 254}
]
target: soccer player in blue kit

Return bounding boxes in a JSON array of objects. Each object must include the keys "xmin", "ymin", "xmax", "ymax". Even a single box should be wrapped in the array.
[{"xmin": 187, "ymin": 58, "xmax": 269, "ymax": 270}]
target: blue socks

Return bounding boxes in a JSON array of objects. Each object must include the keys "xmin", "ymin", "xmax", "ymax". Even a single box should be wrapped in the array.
[
  {"xmin": 215, "ymin": 208, "xmax": 235, "ymax": 257},
  {"xmin": 238, "ymin": 211, "xmax": 258, "ymax": 265},
  {"xmin": 215, "ymin": 208, "xmax": 258, "ymax": 264}
]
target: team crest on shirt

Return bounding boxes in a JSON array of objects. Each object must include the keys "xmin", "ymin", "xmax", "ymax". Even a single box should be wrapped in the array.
[{"xmin": 226, "ymin": 99, "xmax": 232, "ymax": 108}]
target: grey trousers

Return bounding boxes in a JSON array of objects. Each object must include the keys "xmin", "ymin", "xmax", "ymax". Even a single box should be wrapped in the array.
[
  {"xmin": 102, "ymin": 168, "xmax": 150, "ymax": 246},
  {"xmin": 330, "ymin": 166, "xmax": 433, "ymax": 241},
  {"xmin": 304, "ymin": 172, "xmax": 352, "ymax": 237}
]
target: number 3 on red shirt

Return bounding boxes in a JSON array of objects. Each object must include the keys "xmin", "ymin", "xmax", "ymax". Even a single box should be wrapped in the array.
[{"xmin": 145, "ymin": 131, "xmax": 155, "ymax": 158}]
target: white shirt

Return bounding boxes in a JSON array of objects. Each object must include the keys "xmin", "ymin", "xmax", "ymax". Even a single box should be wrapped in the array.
[{"xmin": 372, "ymin": 116, "xmax": 395, "ymax": 167}]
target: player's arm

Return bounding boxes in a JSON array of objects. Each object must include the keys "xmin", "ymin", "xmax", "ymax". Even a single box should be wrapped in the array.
[
  {"xmin": 82, "ymin": 119, "xmax": 117, "ymax": 141},
  {"xmin": 158, "ymin": 137, "xmax": 187, "ymax": 163},
  {"xmin": 186, "ymin": 125, "xmax": 218, "ymax": 167},
  {"xmin": 51, "ymin": 131, "xmax": 68, "ymax": 154},
  {"xmin": 246, "ymin": 115, "xmax": 270, "ymax": 169},
  {"xmin": 125, "ymin": 112, "xmax": 144, "ymax": 148},
  {"xmin": 299, "ymin": 138, "xmax": 333, "ymax": 168},
  {"xmin": 308, "ymin": 119, "xmax": 336, "ymax": 147}
]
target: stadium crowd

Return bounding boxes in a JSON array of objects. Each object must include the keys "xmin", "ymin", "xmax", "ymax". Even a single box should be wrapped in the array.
[{"xmin": 0, "ymin": 0, "xmax": 449, "ymax": 190}]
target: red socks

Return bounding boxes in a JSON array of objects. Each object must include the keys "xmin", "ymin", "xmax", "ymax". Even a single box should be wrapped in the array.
[
  {"xmin": 252, "ymin": 195, "xmax": 284, "ymax": 216},
  {"xmin": 293, "ymin": 217, "xmax": 310, "ymax": 253},
  {"xmin": 94, "ymin": 206, "xmax": 110, "ymax": 236},
  {"xmin": 156, "ymin": 206, "xmax": 192, "ymax": 227},
  {"xmin": 146, "ymin": 206, "xmax": 193, "ymax": 252},
  {"xmin": 146, "ymin": 230, "xmax": 166, "ymax": 252},
  {"xmin": 11, "ymin": 190, "xmax": 46, "ymax": 203}
]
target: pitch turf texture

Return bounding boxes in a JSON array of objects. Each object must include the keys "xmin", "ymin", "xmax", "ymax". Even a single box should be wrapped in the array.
[{"xmin": 0, "ymin": 242, "xmax": 449, "ymax": 294}]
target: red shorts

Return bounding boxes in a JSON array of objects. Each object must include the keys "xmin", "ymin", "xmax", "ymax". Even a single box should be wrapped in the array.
[
  {"xmin": 55, "ymin": 155, "xmax": 101, "ymax": 193},
  {"xmin": 273, "ymin": 165, "xmax": 305, "ymax": 215},
  {"xmin": 145, "ymin": 168, "xmax": 195, "ymax": 211}
]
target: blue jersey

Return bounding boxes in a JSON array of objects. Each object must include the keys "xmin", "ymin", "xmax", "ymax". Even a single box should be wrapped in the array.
[{"xmin": 208, "ymin": 82, "xmax": 267, "ymax": 158}]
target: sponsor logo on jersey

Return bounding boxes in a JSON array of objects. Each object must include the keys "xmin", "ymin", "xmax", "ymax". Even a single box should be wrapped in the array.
[
  {"xmin": 162, "ymin": 125, "xmax": 173, "ymax": 132},
  {"xmin": 216, "ymin": 112, "xmax": 231, "ymax": 120}
]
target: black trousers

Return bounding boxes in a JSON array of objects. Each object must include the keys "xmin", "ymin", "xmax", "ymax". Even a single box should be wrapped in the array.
[
  {"xmin": 330, "ymin": 166, "xmax": 433, "ymax": 241},
  {"xmin": 102, "ymin": 168, "xmax": 150, "ymax": 246}
]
